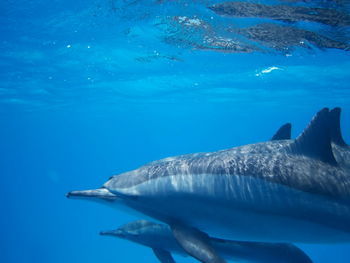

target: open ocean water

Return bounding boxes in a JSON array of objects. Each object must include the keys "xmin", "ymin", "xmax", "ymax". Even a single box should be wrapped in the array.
[{"xmin": 1, "ymin": 0, "xmax": 350, "ymax": 262}]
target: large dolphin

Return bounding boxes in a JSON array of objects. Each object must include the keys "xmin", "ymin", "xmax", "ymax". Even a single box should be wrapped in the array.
[
  {"xmin": 68, "ymin": 108, "xmax": 350, "ymax": 263},
  {"xmin": 67, "ymin": 123, "xmax": 292, "ymax": 211},
  {"xmin": 100, "ymin": 220, "xmax": 313, "ymax": 263}
]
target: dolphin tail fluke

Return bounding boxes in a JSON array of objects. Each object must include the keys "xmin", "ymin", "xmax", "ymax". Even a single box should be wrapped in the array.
[{"xmin": 66, "ymin": 187, "xmax": 117, "ymax": 201}]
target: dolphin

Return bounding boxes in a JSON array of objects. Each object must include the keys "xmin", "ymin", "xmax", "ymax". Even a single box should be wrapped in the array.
[
  {"xmin": 100, "ymin": 220, "xmax": 313, "ymax": 263},
  {"xmin": 67, "ymin": 123, "xmax": 291, "ymax": 210},
  {"xmin": 67, "ymin": 108, "xmax": 350, "ymax": 263}
]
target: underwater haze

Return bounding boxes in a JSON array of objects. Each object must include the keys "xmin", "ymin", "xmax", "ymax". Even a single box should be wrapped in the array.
[{"xmin": 1, "ymin": 0, "xmax": 350, "ymax": 262}]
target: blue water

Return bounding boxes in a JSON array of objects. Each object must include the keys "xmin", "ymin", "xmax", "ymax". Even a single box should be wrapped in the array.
[{"xmin": 1, "ymin": 0, "xmax": 350, "ymax": 262}]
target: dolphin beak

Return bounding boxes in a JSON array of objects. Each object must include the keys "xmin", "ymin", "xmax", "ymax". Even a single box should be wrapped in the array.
[
  {"xmin": 100, "ymin": 229, "xmax": 125, "ymax": 238},
  {"xmin": 66, "ymin": 187, "xmax": 117, "ymax": 201}
]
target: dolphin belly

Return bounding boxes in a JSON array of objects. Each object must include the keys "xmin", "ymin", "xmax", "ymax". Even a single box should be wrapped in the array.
[{"xmin": 106, "ymin": 173, "xmax": 350, "ymax": 243}]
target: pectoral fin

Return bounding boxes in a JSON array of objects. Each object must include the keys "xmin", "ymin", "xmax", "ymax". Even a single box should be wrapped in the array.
[
  {"xmin": 152, "ymin": 248, "xmax": 176, "ymax": 263},
  {"xmin": 171, "ymin": 224, "xmax": 226, "ymax": 263}
]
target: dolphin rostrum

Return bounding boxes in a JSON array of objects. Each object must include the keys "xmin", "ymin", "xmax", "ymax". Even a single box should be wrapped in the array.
[
  {"xmin": 100, "ymin": 220, "xmax": 313, "ymax": 263},
  {"xmin": 68, "ymin": 108, "xmax": 350, "ymax": 263}
]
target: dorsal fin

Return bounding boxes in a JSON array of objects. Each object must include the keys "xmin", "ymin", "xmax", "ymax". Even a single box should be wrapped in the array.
[
  {"xmin": 287, "ymin": 108, "xmax": 337, "ymax": 165},
  {"xmin": 329, "ymin": 107, "xmax": 347, "ymax": 146},
  {"xmin": 271, "ymin": 123, "xmax": 292, "ymax": 141}
]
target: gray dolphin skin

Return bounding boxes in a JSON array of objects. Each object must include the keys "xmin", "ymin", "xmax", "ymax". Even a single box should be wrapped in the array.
[
  {"xmin": 68, "ymin": 108, "xmax": 350, "ymax": 262},
  {"xmin": 100, "ymin": 220, "xmax": 313, "ymax": 263}
]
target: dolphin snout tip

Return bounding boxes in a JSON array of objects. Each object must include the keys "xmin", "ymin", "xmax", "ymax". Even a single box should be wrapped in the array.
[
  {"xmin": 66, "ymin": 191, "xmax": 80, "ymax": 198},
  {"xmin": 65, "ymin": 190, "xmax": 89, "ymax": 199},
  {"xmin": 100, "ymin": 230, "xmax": 125, "ymax": 237},
  {"xmin": 99, "ymin": 230, "xmax": 115, "ymax": 237}
]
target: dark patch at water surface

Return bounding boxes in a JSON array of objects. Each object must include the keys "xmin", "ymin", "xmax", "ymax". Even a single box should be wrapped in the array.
[{"xmin": 209, "ymin": 2, "xmax": 350, "ymax": 27}]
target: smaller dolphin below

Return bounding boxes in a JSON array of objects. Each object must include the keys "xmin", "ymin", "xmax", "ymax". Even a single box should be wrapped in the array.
[{"xmin": 100, "ymin": 220, "xmax": 313, "ymax": 263}]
